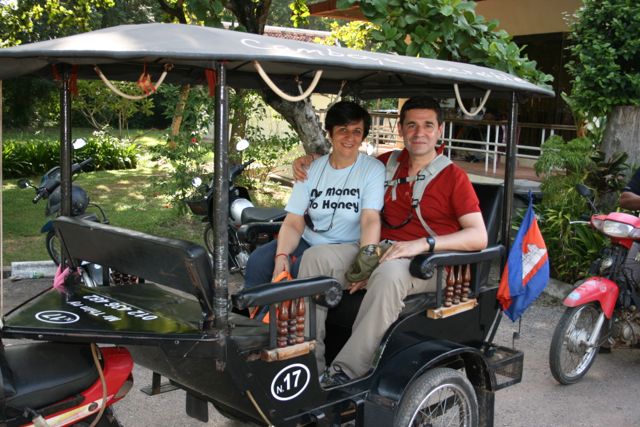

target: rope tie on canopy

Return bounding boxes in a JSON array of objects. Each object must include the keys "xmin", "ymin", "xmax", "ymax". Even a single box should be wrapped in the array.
[
  {"xmin": 94, "ymin": 63, "xmax": 173, "ymax": 100},
  {"xmin": 326, "ymin": 80, "xmax": 347, "ymax": 109},
  {"xmin": 454, "ymin": 83, "xmax": 491, "ymax": 117},
  {"xmin": 253, "ymin": 60, "xmax": 322, "ymax": 102}
]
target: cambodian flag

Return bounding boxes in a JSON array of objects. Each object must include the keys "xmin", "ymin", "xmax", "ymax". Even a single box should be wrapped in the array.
[{"xmin": 497, "ymin": 194, "xmax": 549, "ymax": 321}]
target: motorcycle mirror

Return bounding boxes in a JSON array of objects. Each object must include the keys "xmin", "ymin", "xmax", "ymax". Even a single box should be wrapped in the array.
[
  {"xmin": 236, "ymin": 138, "xmax": 250, "ymax": 152},
  {"xmin": 72, "ymin": 138, "xmax": 87, "ymax": 150},
  {"xmin": 17, "ymin": 178, "xmax": 31, "ymax": 189},
  {"xmin": 191, "ymin": 177, "xmax": 203, "ymax": 187},
  {"xmin": 575, "ymin": 184, "xmax": 594, "ymax": 199}
]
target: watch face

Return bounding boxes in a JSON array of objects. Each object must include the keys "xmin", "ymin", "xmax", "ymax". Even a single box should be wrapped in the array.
[{"xmin": 363, "ymin": 244, "xmax": 377, "ymax": 256}]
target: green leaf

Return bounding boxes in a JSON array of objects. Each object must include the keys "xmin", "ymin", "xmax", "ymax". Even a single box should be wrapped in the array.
[{"xmin": 441, "ymin": 5, "xmax": 454, "ymax": 16}]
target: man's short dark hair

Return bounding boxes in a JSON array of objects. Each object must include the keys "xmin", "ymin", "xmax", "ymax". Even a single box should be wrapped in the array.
[
  {"xmin": 324, "ymin": 101, "xmax": 371, "ymax": 138},
  {"xmin": 400, "ymin": 97, "xmax": 443, "ymax": 125}
]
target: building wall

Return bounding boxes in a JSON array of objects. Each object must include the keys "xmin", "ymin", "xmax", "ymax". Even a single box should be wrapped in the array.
[{"xmin": 476, "ymin": 0, "xmax": 581, "ymax": 36}]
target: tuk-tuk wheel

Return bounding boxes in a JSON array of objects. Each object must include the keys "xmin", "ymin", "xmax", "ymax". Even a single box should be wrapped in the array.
[{"xmin": 394, "ymin": 367, "xmax": 478, "ymax": 427}]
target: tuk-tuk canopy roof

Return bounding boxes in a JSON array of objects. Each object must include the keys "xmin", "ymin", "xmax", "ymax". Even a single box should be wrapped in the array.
[{"xmin": 0, "ymin": 23, "xmax": 553, "ymax": 100}]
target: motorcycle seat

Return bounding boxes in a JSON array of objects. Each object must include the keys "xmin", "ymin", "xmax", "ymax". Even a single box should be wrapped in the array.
[
  {"xmin": 2, "ymin": 342, "xmax": 98, "ymax": 411},
  {"xmin": 241, "ymin": 207, "xmax": 286, "ymax": 224}
]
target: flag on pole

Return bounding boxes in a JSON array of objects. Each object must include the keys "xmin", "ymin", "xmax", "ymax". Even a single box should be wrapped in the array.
[{"xmin": 497, "ymin": 193, "xmax": 549, "ymax": 321}]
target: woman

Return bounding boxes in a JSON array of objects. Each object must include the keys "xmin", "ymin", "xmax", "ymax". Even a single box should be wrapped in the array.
[{"xmin": 244, "ymin": 101, "xmax": 385, "ymax": 289}]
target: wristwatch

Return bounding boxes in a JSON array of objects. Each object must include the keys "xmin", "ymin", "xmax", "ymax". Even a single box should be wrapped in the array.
[
  {"xmin": 362, "ymin": 244, "xmax": 378, "ymax": 256},
  {"xmin": 425, "ymin": 236, "xmax": 436, "ymax": 253}
]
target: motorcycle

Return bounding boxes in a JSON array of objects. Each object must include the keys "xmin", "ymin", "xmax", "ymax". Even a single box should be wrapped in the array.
[
  {"xmin": 549, "ymin": 183, "xmax": 640, "ymax": 384},
  {"xmin": 17, "ymin": 139, "xmax": 109, "ymax": 267},
  {"xmin": 0, "ymin": 341, "xmax": 133, "ymax": 427},
  {"xmin": 186, "ymin": 140, "xmax": 286, "ymax": 274}
]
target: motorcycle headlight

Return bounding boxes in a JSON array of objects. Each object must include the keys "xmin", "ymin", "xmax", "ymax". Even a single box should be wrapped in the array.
[
  {"xmin": 629, "ymin": 228, "xmax": 640, "ymax": 239},
  {"xmin": 602, "ymin": 220, "xmax": 634, "ymax": 238}
]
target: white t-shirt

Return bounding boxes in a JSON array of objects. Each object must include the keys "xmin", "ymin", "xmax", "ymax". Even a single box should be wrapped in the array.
[{"xmin": 286, "ymin": 153, "xmax": 385, "ymax": 246}]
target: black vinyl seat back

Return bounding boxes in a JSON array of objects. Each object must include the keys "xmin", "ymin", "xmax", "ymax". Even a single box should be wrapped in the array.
[
  {"xmin": 473, "ymin": 182, "xmax": 504, "ymax": 246},
  {"xmin": 53, "ymin": 216, "xmax": 213, "ymax": 315},
  {"xmin": 471, "ymin": 182, "xmax": 504, "ymax": 288}
]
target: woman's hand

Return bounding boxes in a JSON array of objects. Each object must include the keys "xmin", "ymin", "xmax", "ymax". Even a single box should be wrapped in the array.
[
  {"xmin": 348, "ymin": 279, "xmax": 368, "ymax": 294},
  {"xmin": 272, "ymin": 254, "xmax": 290, "ymax": 280}
]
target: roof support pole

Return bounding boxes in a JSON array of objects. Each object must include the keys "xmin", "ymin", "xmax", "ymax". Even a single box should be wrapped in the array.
[
  {"xmin": 59, "ymin": 66, "xmax": 73, "ymax": 219},
  {"xmin": 501, "ymin": 91, "xmax": 518, "ymax": 254},
  {"xmin": 213, "ymin": 62, "xmax": 230, "ymax": 330},
  {"xmin": 484, "ymin": 92, "xmax": 519, "ymax": 350}
]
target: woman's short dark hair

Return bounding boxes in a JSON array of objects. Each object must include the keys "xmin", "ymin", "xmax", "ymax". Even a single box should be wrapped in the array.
[
  {"xmin": 400, "ymin": 97, "xmax": 443, "ymax": 125},
  {"xmin": 324, "ymin": 101, "xmax": 371, "ymax": 138}
]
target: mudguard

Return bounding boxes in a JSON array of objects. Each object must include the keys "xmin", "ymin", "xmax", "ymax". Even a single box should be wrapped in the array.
[
  {"xmin": 40, "ymin": 220, "xmax": 54, "ymax": 233},
  {"xmin": 366, "ymin": 339, "xmax": 491, "ymax": 424},
  {"xmin": 563, "ymin": 277, "xmax": 619, "ymax": 318}
]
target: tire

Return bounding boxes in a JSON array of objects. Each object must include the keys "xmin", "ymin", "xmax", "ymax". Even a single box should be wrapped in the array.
[
  {"xmin": 46, "ymin": 229, "xmax": 62, "ymax": 266},
  {"xmin": 203, "ymin": 223, "xmax": 214, "ymax": 254},
  {"xmin": 394, "ymin": 367, "xmax": 479, "ymax": 427},
  {"xmin": 205, "ymin": 223, "xmax": 245, "ymax": 274},
  {"xmin": 549, "ymin": 303, "xmax": 602, "ymax": 385}
]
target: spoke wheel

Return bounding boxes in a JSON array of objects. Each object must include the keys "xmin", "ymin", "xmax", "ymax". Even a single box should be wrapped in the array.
[
  {"xmin": 46, "ymin": 229, "xmax": 62, "ymax": 266},
  {"xmin": 394, "ymin": 368, "xmax": 478, "ymax": 427},
  {"xmin": 549, "ymin": 303, "xmax": 602, "ymax": 384}
]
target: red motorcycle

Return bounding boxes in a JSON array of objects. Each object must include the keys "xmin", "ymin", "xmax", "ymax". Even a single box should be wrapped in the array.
[
  {"xmin": 0, "ymin": 342, "xmax": 133, "ymax": 426},
  {"xmin": 549, "ymin": 184, "xmax": 640, "ymax": 384}
]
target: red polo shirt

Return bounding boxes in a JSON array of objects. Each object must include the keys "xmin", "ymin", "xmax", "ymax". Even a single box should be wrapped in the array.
[{"xmin": 377, "ymin": 149, "xmax": 480, "ymax": 241}]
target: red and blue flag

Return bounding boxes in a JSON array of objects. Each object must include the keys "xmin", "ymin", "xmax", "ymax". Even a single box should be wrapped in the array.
[{"xmin": 497, "ymin": 194, "xmax": 549, "ymax": 321}]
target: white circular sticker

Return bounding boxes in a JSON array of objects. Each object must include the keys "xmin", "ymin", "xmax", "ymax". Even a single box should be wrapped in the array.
[
  {"xmin": 36, "ymin": 310, "xmax": 80, "ymax": 324},
  {"xmin": 270, "ymin": 363, "xmax": 310, "ymax": 401}
]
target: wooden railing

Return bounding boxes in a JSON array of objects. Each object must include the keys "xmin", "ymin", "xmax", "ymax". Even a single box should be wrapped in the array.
[{"xmin": 367, "ymin": 113, "xmax": 577, "ymax": 174}]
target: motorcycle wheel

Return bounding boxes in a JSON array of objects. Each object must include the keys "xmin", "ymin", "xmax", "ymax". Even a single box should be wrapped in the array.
[
  {"xmin": 203, "ymin": 223, "xmax": 215, "ymax": 254},
  {"xmin": 393, "ymin": 367, "xmax": 478, "ymax": 427},
  {"xmin": 46, "ymin": 229, "xmax": 62, "ymax": 266},
  {"xmin": 549, "ymin": 303, "xmax": 602, "ymax": 385},
  {"xmin": 204, "ymin": 223, "xmax": 245, "ymax": 274}
]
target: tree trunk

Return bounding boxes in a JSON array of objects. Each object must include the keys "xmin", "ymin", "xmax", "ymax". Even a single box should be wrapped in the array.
[
  {"xmin": 170, "ymin": 84, "xmax": 191, "ymax": 138},
  {"xmin": 262, "ymin": 90, "xmax": 330, "ymax": 155},
  {"xmin": 602, "ymin": 105, "xmax": 640, "ymax": 177}
]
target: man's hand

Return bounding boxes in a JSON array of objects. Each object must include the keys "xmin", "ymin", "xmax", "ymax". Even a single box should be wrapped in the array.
[
  {"xmin": 379, "ymin": 239, "xmax": 427, "ymax": 263},
  {"xmin": 348, "ymin": 280, "xmax": 368, "ymax": 294},
  {"xmin": 620, "ymin": 191, "xmax": 640, "ymax": 211},
  {"xmin": 292, "ymin": 154, "xmax": 314, "ymax": 182}
]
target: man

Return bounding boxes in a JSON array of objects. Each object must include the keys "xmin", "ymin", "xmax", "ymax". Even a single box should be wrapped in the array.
[
  {"xmin": 294, "ymin": 97, "xmax": 487, "ymax": 386},
  {"xmin": 620, "ymin": 168, "xmax": 640, "ymax": 210}
]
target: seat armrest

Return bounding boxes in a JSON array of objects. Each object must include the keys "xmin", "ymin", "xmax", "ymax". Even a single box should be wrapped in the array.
[
  {"xmin": 237, "ymin": 222, "xmax": 283, "ymax": 243},
  {"xmin": 409, "ymin": 245, "xmax": 505, "ymax": 279},
  {"xmin": 232, "ymin": 276, "xmax": 342, "ymax": 309}
]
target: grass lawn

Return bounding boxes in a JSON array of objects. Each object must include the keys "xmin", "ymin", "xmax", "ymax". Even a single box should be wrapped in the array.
[{"xmin": 2, "ymin": 128, "xmax": 292, "ymax": 265}]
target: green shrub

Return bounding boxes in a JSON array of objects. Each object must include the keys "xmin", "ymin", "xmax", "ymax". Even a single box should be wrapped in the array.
[
  {"xmin": 534, "ymin": 134, "xmax": 629, "ymax": 282},
  {"xmin": 2, "ymin": 131, "xmax": 139, "ymax": 178},
  {"xmin": 536, "ymin": 205, "xmax": 607, "ymax": 283},
  {"xmin": 148, "ymin": 132, "xmax": 212, "ymax": 213},
  {"xmin": 241, "ymin": 130, "xmax": 299, "ymax": 186},
  {"xmin": 80, "ymin": 131, "xmax": 139, "ymax": 171}
]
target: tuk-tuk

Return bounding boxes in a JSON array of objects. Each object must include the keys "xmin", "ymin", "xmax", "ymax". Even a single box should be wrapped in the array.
[{"xmin": 0, "ymin": 23, "xmax": 553, "ymax": 426}]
